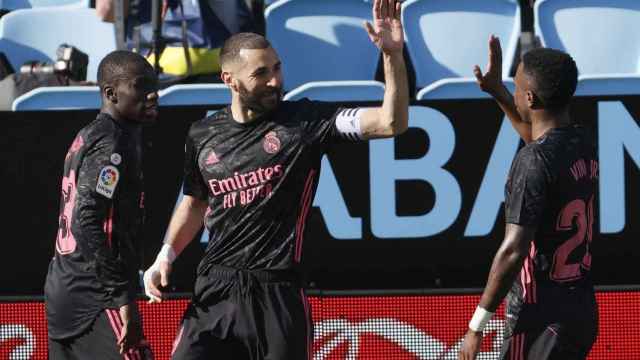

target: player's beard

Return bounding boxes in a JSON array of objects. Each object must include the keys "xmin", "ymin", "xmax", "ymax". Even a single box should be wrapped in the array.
[{"xmin": 238, "ymin": 83, "xmax": 282, "ymax": 115}]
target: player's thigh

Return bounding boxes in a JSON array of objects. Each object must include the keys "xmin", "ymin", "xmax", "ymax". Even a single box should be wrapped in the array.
[
  {"xmin": 48, "ymin": 337, "xmax": 78, "ymax": 360},
  {"xmin": 54, "ymin": 311, "xmax": 123, "ymax": 360},
  {"xmin": 501, "ymin": 325, "xmax": 591, "ymax": 360},
  {"xmin": 531, "ymin": 325, "xmax": 592, "ymax": 360},
  {"xmin": 76, "ymin": 309, "xmax": 152, "ymax": 360},
  {"xmin": 171, "ymin": 302, "xmax": 241, "ymax": 360},
  {"xmin": 499, "ymin": 332, "xmax": 533, "ymax": 360},
  {"xmin": 253, "ymin": 283, "xmax": 311, "ymax": 360}
]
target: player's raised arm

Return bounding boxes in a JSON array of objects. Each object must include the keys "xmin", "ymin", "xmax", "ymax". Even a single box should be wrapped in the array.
[
  {"xmin": 474, "ymin": 35, "xmax": 532, "ymax": 143},
  {"xmin": 359, "ymin": 0, "xmax": 409, "ymax": 139}
]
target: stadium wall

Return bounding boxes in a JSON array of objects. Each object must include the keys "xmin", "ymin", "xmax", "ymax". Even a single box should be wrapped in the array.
[{"xmin": 2, "ymin": 96, "xmax": 639, "ymax": 294}]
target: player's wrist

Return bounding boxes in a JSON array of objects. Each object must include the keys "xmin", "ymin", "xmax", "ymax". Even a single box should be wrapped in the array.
[
  {"xmin": 156, "ymin": 243, "xmax": 176, "ymax": 264},
  {"xmin": 382, "ymin": 51, "xmax": 404, "ymax": 62},
  {"xmin": 468, "ymin": 306, "xmax": 494, "ymax": 332},
  {"xmin": 492, "ymin": 83, "xmax": 511, "ymax": 101}
]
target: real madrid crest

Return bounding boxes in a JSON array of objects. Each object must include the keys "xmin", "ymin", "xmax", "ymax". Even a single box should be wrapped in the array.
[
  {"xmin": 263, "ymin": 131, "xmax": 281, "ymax": 154},
  {"xmin": 110, "ymin": 153, "xmax": 122, "ymax": 165}
]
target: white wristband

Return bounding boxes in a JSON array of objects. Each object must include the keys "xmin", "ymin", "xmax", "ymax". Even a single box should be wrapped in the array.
[
  {"xmin": 156, "ymin": 243, "xmax": 176, "ymax": 264},
  {"xmin": 469, "ymin": 306, "xmax": 494, "ymax": 332}
]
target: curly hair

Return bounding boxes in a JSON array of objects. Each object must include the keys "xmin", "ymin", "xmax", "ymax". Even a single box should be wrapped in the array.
[{"xmin": 522, "ymin": 48, "xmax": 578, "ymax": 112}]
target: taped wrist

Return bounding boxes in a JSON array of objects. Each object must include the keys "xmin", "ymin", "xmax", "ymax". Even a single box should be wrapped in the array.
[
  {"xmin": 469, "ymin": 306, "xmax": 494, "ymax": 332},
  {"xmin": 156, "ymin": 243, "xmax": 176, "ymax": 264}
]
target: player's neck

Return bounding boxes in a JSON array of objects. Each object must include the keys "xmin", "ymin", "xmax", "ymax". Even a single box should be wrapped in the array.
[
  {"xmin": 100, "ymin": 107, "xmax": 138, "ymax": 126},
  {"xmin": 530, "ymin": 109, "xmax": 571, "ymax": 141},
  {"xmin": 230, "ymin": 101, "xmax": 263, "ymax": 124}
]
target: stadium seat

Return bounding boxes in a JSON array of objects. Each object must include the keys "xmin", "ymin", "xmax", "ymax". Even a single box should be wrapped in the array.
[
  {"xmin": 402, "ymin": 0, "xmax": 520, "ymax": 99},
  {"xmin": 416, "ymin": 78, "xmax": 516, "ymax": 100},
  {"xmin": 158, "ymin": 84, "xmax": 231, "ymax": 106},
  {"xmin": 535, "ymin": 0, "xmax": 640, "ymax": 96},
  {"xmin": 12, "ymin": 86, "xmax": 100, "ymax": 111},
  {"xmin": 0, "ymin": 7, "xmax": 116, "ymax": 82},
  {"xmin": 283, "ymin": 80, "xmax": 384, "ymax": 102},
  {"xmin": 0, "ymin": 0, "xmax": 89, "ymax": 10},
  {"xmin": 265, "ymin": 0, "xmax": 379, "ymax": 92},
  {"xmin": 574, "ymin": 75, "xmax": 640, "ymax": 97}
]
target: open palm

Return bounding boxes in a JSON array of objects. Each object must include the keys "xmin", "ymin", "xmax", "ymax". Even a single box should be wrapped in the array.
[
  {"xmin": 474, "ymin": 35, "xmax": 503, "ymax": 95},
  {"xmin": 364, "ymin": 0, "xmax": 404, "ymax": 55}
]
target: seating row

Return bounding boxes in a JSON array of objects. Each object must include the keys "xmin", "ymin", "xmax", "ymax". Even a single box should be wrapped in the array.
[{"xmin": 3, "ymin": 0, "xmax": 640, "ymax": 110}]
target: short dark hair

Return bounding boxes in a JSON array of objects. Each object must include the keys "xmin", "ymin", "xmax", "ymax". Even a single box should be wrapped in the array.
[
  {"xmin": 219, "ymin": 32, "xmax": 271, "ymax": 67},
  {"xmin": 522, "ymin": 48, "xmax": 578, "ymax": 112},
  {"xmin": 97, "ymin": 50, "xmax": 152, "ymax": 90}
]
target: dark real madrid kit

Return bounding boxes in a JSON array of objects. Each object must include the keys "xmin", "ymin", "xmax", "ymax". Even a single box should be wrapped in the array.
[
  {"xmin": 500, "ymin": 126, "xmax": 598, "ymax": 360},
  {"xmin": 45, "ymin": 113, "xmax": 152, "ymax": 359},
  {"xmin": 171, "ymin": 100, "xmax": 363, "ymax": 359}
]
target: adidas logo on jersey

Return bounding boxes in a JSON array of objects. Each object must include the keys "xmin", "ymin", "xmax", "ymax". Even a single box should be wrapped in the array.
[{"xmin": 205, "ymin": 151, "xmax": 220, "ymax": 165}]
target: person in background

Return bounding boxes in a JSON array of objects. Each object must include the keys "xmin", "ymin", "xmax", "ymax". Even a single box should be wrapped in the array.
[{"xmin": 96, "ymin": 0, "xmax": 263, "ymax": 84}]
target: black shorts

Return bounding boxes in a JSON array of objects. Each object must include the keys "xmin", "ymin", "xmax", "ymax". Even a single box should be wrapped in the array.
[
  {"xmin": 48, "ymin": 309, "xmax": 153, "ymax": 360},
  {"xmin": 502, "ymin": 284, "xmax": 598, "ymax": 359},
  {"xmin": 171, "ymin": 266, "xmax": 312, "ymax": 360},
  {"xmin": 499, "ymin": 323, "xmax": 596, "ymax": 360}
]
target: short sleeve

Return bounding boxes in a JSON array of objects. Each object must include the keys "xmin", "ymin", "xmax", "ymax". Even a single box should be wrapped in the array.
[
  {"xmin": 299, "ymin": 99, "xmax": 347, "ymax": 146},
  {"xmin": 182, "ymin": 132, "xmax": 208, "ymax": 200},
  {"xmin": 505, "ymin": 147, "xmax": 550, "ymax": 226}
]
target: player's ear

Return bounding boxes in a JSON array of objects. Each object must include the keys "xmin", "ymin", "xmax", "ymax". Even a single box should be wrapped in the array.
[
  {"xmin": 221, "ymin": 70, "xmax": 238, "ymax": 92},
  {"xmin": 103, "ymin": 84, "xmax": 118, "ymax": 104},
  {"xmin": 526, "ymin": 90, "xmax": 538, "ymax": 109}
]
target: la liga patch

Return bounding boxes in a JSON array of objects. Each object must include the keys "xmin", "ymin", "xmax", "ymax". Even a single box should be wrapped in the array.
[{"xmin": 96, "ymin": 165, "xmax": 119, "ymax": 199}]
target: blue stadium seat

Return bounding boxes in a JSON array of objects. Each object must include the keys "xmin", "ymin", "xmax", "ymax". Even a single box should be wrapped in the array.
[
  {"xmin": 0, "ymin": 7, "xmax": 116, "ymax": 82},
  {"xmin": 283, "ymin": 80, "xmax": 384, "ymax": 102},
  {"xmin": 574, "ymin": 75, "xmax": 640, "ymax": 97},
  {"xmin": 12, "ymin": 86, "xmax": 100, "ymax": 111},
  {"xmin": 535, "ymin": 0, "xmax": 640, "ymax": 96},
  {"xmin": 265, "ymin": 0, "xmax": 379, "ymax": 92},
  {"xmin": 158, "ymin": 84, "xmax": 231, "ymax": 106},
  {"xmin": 0, "ymin": 0, "xmax": 89, "ymax": 10},
  {"xmin": 416, "ymin": 78, "xmax": 516, "ymax": 100},
  {"xmin": 403, "ymin": 0, "xmax": 520, "ymax": 99}
]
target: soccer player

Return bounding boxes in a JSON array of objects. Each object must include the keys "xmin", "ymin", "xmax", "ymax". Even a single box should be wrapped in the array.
[
  {"xmin": 45, "ymin": 50, "xmax": 158, "ymax": 359},
  {"xmin": 142, "ymin": 0, "xmax": 408, "ymax": 358},
  {"xmin": 459, "ymin": 39, "xmax": 599, "ymax": 359}
]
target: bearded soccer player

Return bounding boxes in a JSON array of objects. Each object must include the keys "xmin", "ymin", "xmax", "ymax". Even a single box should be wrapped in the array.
[
  {"xmin": 142, "ymin": 0, "xmax": 408, "ymax": 358},
  {"xmin": 459, "ymin": 39, "xmax": 598, "ymax": 359},
  {"xmin": 45, "ymin": 50, "xmax": 158, "ymax": 359}
]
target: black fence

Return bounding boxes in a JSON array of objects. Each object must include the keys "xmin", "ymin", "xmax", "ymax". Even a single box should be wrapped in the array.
[{"xmin": 1, "ymin": 95, "xmax": 639, "ymax": 295}]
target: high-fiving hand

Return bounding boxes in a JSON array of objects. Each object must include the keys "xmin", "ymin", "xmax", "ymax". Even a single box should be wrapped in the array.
[
  {"xmin": 473, "ymin": 35, "xmax": 504, "ymax": 96},
  {"xmin": 364, "ymin": 0, "xmax": 404, "ymax": 55}
]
